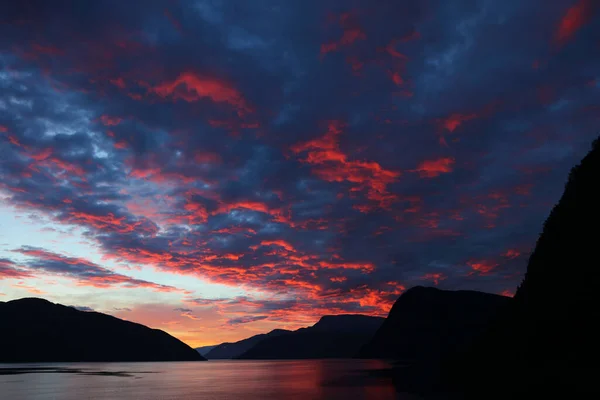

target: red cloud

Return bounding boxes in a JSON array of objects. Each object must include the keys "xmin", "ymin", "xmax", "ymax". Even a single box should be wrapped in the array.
[
  {"xmin": 24, "ymin": 154, "xmax": 88, "ymax": 181},
  {"xmin": 330, "ymin": 276, "xmax": 347, "ymax": 283},
  {"xmin": 422, "ymin": 272, "xmax": 446, "ymax": 286},
  {"xmin": 320, "ymin": 12, "xmax": 366, "ymax": 56},
  {"xmin": 317, "ymin": 260, "xmax": 375, "ymax": 272},
  {"xmin": 213, "ymin": 200, "xmax": 290, "ymax": 225},
  {"xmin": 384, "ymin": 39, "xmax": 410, "ymax": 59},
  {"xmin": 379, "ymin": 31, "xmax": 420, "ymax": 87},
  {"xmin": 114, "ymin": 140, "xmax": 128, "ymax": 149},
  {"xmin": 291, "ymin": 121, "xmax": 400, "ymax": 211},
  {"xmin": 29, "ymin": 148, "xmax": 53, "ymax": 161},
  {"xmin": 8, "ymin": 135, "xmax": 22, "ymax": 147},
  {"xmin": 440, "ymin": 113, "xmax": 478, "ymax": 133},
  {"xmin": 503, "ymin": 249, "xmax": 521, "ymax": 259},
  {"xmin": 555, "ymin": 0, "xmax": 593, "ymax": 47},
  {"xmin": 14, "ymin": 247, "xmax": 180, "ymax": 292},
  {"xmin": 260, "ymin": 240, "xmax": 296, "ymax": 253},
  {"xmin": 411, "ymin": 157, "xmax": 455, "ymax": 178},
  {"xmin": 456, "ymin": 189, "xmax": 512, "ymax": 229},
  {"xmin": 390, "ymin": 71, "xmax": 404, "ymax": 86},
  {"xmin": 181, "ymin": 199, "xmax": 209, "ymax": 225},
  {"xmin": 64, "ymin": 209, "xmax": 157, "ymax": 236},
  {"xmin": 0, "ymin": 260, "xmax": 32, "ymax": 280},
  {"xmin": 467, "ymin": 260, "xmax": 498, "ymax": 276},
  {"xmin": 110, "ymin": 77, "xmax": 126, "ymax": 89},
  {"xmin": 151, "ymin": 72, "xmax": 252, "ymax": 115},
  {"xmin": 127, "ymin": 158, "xmax": 215, "ymax": 186},
  {"xmin": 347, "ymin": 282, "xmax": 406, "ymax": 313},
  {"xmin": 47, "ymin": 157, "xmax": 87, "ymax": 178},
  {"xmin": 435, "ymin": 110, "xmax": 484, "ymax": 146},
  {"xmin": 213, "ymin": 226, "xmax": 257, "ymax": 236},
  {"xmin": 99, "ymin": 115, "xmax": 122, "ymax": 126}
]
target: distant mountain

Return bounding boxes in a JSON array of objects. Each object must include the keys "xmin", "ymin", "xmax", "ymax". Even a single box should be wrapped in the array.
[
  {"xmin": 442, "ymin": 138, "xmax": 600, "ymax": 395},
  {"xmin": 205, "ymin": 329, "xmax": 290, "ymax": 359},
  {"xmin": 0, "ymin": 298, "xmax": 205, "ymax": 362},
  {"xmin": 359, "ymin": 286, "xmax": 509, "ymax": 361},
  {"xmin": 195, "ymin": 345, "xmax": 218, "ymax": 356},
  {"xmin": 238, "ymin": 314, "xmax": 384, "ymax": 359}
]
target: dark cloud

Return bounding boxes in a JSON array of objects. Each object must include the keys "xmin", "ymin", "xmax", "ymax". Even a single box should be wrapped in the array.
[
  {"xmin": 227, "ymin": 315, "xmax": 269, "ymax": 325},
  {"xmin": 73, "ymin": 305, "xmax": 94, "ymax": 312},
  {"xmin": 1, "ymin": 0, "xmax": 599, "ymax": 322},
  {"xmin": 11, "ymin": 246, "xmax": 181, "ymax": 293}
]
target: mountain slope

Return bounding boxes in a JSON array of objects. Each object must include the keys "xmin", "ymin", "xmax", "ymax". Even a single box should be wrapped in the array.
[
  {"xmin": 205, "ymin": 329, "xmax": 290, "ymax": 359},
  {"xmin": 0, "ymin": 298, "xmax": 205, "ymax": 362},
  {"xmin": 195, "ymin": 345, "xmax": 218, "ymax": 356},
  {"xmin": 359, "ymin": 286, "xmax": 509, "ymax": 361},
  {"xmin": 238, "ymin": 314, "xmax": 384, "ymax": 359},
  {"xmin": 444, "ymin": 138, "xmax": 600, "ymax": 395}
]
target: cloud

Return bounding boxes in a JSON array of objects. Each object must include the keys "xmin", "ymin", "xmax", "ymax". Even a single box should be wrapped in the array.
[
  {"xmin": 12, "ymin": 247, "xmax": 181, "ymax": 293},
  {"xmin": 227, "ymin": 315, "xmax": 268, "ymax": 325},
  {"xmin": 554, "ymin": 0, "xmax": 595, "ymax": 47},
  {"xmin": 150, "ymin": 72, "xmax": 252, "ymax": 116},
  {"xmin": 290, "ymin": 121, "xmax": 400, "ymax": 212},
  {"xmin": 411, "ymin": 157, "xmax": 455, "ymax": 178},
  {"xmin": 0, "ymin": 0, "xmax": 599, "ymax": 338},
  {"xmin": 0, "ymin": 259, "xmax": 32, "ymax": 280},
  {"xmin": 73, "ymin": 305, "xmax": 95, "ymax": 312}
]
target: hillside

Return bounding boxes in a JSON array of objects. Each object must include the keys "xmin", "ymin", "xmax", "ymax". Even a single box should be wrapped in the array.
[
  {"xmin": 0, "ymin": 298, "xmax": 205, "ymax": 362},
  {"xmin": 359, "ymin": 286, "xmax": 510, "ymax": 361},
  {"xmin": 442, "ymin": 138, "xmax": 600, "ymax": 395},
  {"xmin": 238, "ymin": 314, "xmax": 384, "ymax": 359},
  {"xmin": 205, "ymin": 329, "xmax": 290, "ymax": 359}
]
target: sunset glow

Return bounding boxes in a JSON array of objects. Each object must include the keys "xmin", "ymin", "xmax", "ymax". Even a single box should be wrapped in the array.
[{"xmin": 1, "ymin": 0, "xmax": 599, "ymax": 347}]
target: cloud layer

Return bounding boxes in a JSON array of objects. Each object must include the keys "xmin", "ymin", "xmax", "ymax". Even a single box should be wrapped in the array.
[{"xmin": 1, "ymin": 0, "xmax": 599, "ymax": 343}]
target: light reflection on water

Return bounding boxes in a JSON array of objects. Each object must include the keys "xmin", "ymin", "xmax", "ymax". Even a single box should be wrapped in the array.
[{"xmin": 0, "ymin": 359, "xmax": 418, "ymax": 400}]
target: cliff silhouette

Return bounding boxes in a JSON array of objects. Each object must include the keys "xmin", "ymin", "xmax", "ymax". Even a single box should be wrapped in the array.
[
  {"xmin": 0, "ymin": 298, "xmax": 205, "ymax": 362},
  {"xmin": 441, "ymin": 138, "xmax": 600, "ymax": 395},
  {"xmin": 359, "ymin": 286, "xmax": 509, "ymax": 361}
]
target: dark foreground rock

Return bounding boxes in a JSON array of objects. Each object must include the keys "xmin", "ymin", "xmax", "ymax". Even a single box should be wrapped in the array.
[
  {"xmin": 359, "ymin": 286, "xmax": 509, "ymax": 362},
  {"xmin": 437, "ymin": 138, "xmax": 600, "ymax": 396}
]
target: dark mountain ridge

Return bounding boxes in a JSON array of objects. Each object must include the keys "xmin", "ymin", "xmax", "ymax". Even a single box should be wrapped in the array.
[
  {"xmin": 205, "ymin": 329, "xmax": 290, "ymax": 359},
  {"xmin": 0, "ymin": 298, "xmax": 205, "ymax": 362},
  {"xmin": 195, "ymin": 345, "xmax": 218, "ymax": 356},
  {"xmin": 238, "ymin": 314, "xmax": 384, "ymax": 359},
  {"xmin": 359, "ymin": 286, "xmax": 510, "ymax": 361}
]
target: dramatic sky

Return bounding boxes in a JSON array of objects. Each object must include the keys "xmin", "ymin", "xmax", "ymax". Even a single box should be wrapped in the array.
[{"xmin": 1, "ymin": 0, "xmax": 599, "ymax": 346}]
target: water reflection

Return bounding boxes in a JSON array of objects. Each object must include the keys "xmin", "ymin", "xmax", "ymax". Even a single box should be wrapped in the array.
[{"xmin": 0, "ymin": 359, "xmax": 408, "ymax": 399}]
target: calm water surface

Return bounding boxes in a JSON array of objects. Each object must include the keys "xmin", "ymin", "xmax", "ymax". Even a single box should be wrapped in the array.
[{"xmin": 0, "ymin": 359, "xmax": 421, "ymax": 400}]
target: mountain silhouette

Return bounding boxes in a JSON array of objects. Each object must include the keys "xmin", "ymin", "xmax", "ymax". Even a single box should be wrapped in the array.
[
  {"xmin": 204, "ymin": 329, "xmax": 290, "ymax": 359},
  {"xmin": 359, "ymin": 286, "xmax": 509, "ymax": 361},
  {"xmin": 195, "ymin": 345, "xmax": 218, "ymax": 357},
  {"xmin": 0, "ymin": 298, "xmax": 205, "ymax": 362},
  {"xmin": 440, "ymin": 138, "xmax": 600, "ymax": 395},
  {"xmin": 238, "ymin": 314, "xmax": 384, "ymax": 359}
]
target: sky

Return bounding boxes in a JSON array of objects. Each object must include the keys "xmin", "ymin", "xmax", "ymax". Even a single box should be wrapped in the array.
[{"xmin": 0, "ymin": 0, "xmax": 599, "ymax": 347}]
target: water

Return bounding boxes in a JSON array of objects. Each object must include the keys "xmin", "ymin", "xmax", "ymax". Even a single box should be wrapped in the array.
[{"xmin": 0, "ymin": 359, "xmax": 419, "ymax": 399}]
